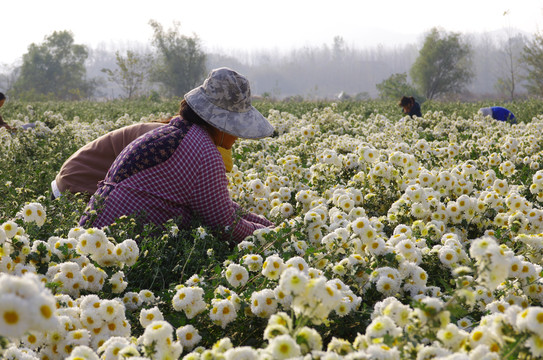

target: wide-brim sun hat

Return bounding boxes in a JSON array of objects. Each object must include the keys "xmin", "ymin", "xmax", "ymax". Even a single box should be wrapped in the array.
[{"xmin": 184, "ymin": 67, "xmax": 274, "ymax": 139}]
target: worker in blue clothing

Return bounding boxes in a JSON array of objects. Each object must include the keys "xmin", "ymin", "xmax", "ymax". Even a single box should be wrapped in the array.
[{"xmin": 479, "ymin": 106, "xmax": 516, "ymax": 123}]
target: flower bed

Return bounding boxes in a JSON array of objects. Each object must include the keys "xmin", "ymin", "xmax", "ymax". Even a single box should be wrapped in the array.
[{"xmin": 1, "ymin": 104, "xmax": 543, "ymax": 359}]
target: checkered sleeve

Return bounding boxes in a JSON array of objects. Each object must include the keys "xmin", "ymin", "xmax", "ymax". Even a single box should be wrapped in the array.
[
  {"xmin": 231, "ymin": 201, "xmax": 274, "ymax": 226},
  {"xmin": 189, "ymin": 146, "xmax": 270, "ymax": 244}
]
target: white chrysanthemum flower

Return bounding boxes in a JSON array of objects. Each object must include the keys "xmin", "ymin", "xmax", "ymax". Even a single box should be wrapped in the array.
[
  {"xmin": 361, "ymin": 147, "xmax": 379, "ymax": 163},
  {"xmin": 263, "ymin": 323, "xmax": 289, "ymax": 342},
  {"xmin": 278, "ymin": 268, "xmax": 309, "ymax": 295},
  {"xmin": 20, "ymin": 202, "xmax": 47, "ymax": 226},
  {"xmin": 109, "ymin": 271, "xmax": 127, "ymax": 294},
  {"xmin": 21, "ymin": 331, "xmax": 45, "ymax": 348},
  {"xmin": 139, "ymin": 289, "xmax": 156, "ymax": 304},
  {"xmin": 304, "ymin": 209, "xmax": 325, "ymax": 226},
  {"xmin": 224, "ymin": 346, "xmax": 260, "ymax": 360},
  {"xmin": 176, "ymin": 324, "xmax": 202, "ymax": 350},
  {"xmin": 67, "ymin": 227, "xmax": 86, "ymax": 240},
  {"xmin": 375, "ymin": 276, "xmax": 401, "ymax": 297},
  {"xmin": 0, "ymin": 293, "xmax": 31, "ymax": 337},
  {"xmin": 77, "ymin": 228, "xmax": 109, "ymax": 257},
  {"xmin": 31, "ymin": 292, "xmax": 59, "ymax": 331},
  {"xmin": 139, "ymin": 306, "xmax": 164, "ymax": 328},
  {"xmin": 99, "ymin": 299, "xmax": 124, "ymax": 322},
  {"xmin": 141, "ymin": 320, "xmax": 175, "ymax": 345},
  {"xmin": 338, "ymin": 194, "xmax": 355, "ymax": 212},
  {"xmin": 172, "ymin": 286, "xmax": 204, "ymax": 311},
  {"xmin": 262, "ymin": 255, "xmax": 286, "ymax": 280},
  {"xmin": 117, "ymin": 239, "xmax": 139, "ymax": 266},
  {"xmin": 469, "ymin": 236, "xmax": 498, "ymax": 259},
  {"xmin": 438, "ymin": 246, "xmax": 459, "ymax": 268},
  {"xmin": 350, "ymin": 217, "xmax": 375, "ymax": 240},
  {"xmin": 185, "ymin": 273, "xmax": 205, "ymax": 287},
  {"xmin": 184, "ymin": 299, "xmax": 207, "ymax": 320},
  {"xmin": 1, "ymin": 220, "xmax": 19, "ymax": 238},
  {"xmin": 66, "ymin": 345, "xmax": 99, "ymax": 360},
  {"xmin": 295, "ymin": 326, "xmax": 323, "ymax": 354},
  {"xmin": 51, "ymin": 261, "xmax": 86, "ymax": 297},
  {"xmin": 267, "ymin": 311, "xmax": 293, "ymax": 331},
  {"xmin": 437, "ymin": 323, "xmax": 466, "ymax": 350},
  {"xmin": 493, "ymin": 178, "xmax": 509, "ymax": 195},
  {"xmin": 366, "ymin": 343, "xmax": 400, "ymax": 359},
  {"xmin": 81, "ymin": 263, "xmax": 106, "ymax": 292},
  {"xmin": 248, "ymin": 178, "xmax": 268, "ymax": 197},
  {"xmin": 250, "ymin": 289, "xmax": 277, "ymax": 318},
  {"xmin": 242, "ymin": 254, "xmax": 263, "ymax": 272},
  {"xmin": 209, "ymin": 299, "xmax": 237, "ymax": 328},
  {"xmin": 468, "ymin": 325, "xmax": 494, "ymax": 348},
  {"xmin": 66, "ymin": 328, "xmax": 91, "ymax": 347},
  {"xmin": 526, "ymin": 334, "xmax": 543, "ymax": 358},
  {"xmin": 517, "ymin": 306, "xmax": 543, "ymax": 335},
  {"xmin": 97, "ymin": 336, "xmax": 132, "ymax": 359},
  {"xmin": 273, "ymin": 286, "xmax": 293, "ymax": 308},
  {"xmin": 266, "ymin": 334, "xmax": 301, "ymax": 359},
  {"xmin": 285, "ymin": 256, "xmax": 309, "ymax": 274},
  {"xmin": 116, "ymin": 344, "xmax": 141, "ymax": 358},
  {"xmin": 307, "ymin": 278, "xmax": 342, "ymax": 312},
  {"xmin": 225, "ymin": 263, "xmax": 249, "ymax": 288},
  {"xmin": 367, "ymin": 237, "xmax": 387, "ymax": 256},
  {"xmin": 457, "ymin": 316, "xmax": 473, "ymax": 330},
  {"xmin": 278, "ymin": 203, "xmax": 294, "ymax": 218}
]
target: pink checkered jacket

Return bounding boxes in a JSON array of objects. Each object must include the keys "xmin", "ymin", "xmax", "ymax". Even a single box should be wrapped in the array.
[{"xmin": 80, "ymin": 117, "xmax": 273, "ymax": 244}]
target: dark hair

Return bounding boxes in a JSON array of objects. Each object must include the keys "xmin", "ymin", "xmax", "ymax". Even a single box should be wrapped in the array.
[
  {"xmin": 0, "ymin": 92, "xmax": 5, "ymax": 101},
  {"xmin": 179, "ymin": 99, "xmax": 215, "ymax": 132},
  {"xmin": 399, "ymin": 96, "xmax": 415, "ymax": 107}
]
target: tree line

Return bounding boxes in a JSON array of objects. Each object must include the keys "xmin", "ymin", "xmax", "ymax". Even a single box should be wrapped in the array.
[
  {"xmin": 0, "ymin": 21, "xmax": 206, "ymax": 101},
  {"xmin": 1, "ymin": 21, "xmax": 543, "ymax": 102}
]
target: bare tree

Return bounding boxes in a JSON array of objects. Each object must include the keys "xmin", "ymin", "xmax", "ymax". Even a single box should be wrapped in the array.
[
  {"xmin": 101, "ymin": 50, "xmax": 152, "ymax": 99},
  {"xmin": 0, "ymin": 64, "xmax": 20, "ymax": 92},
  {"xmin": 495, "ymin": 11, "xmax": 526, "ymax": 100}
]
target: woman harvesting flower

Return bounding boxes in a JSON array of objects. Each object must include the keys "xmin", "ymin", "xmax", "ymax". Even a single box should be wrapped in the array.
[{"xmin": 80, "ymin": 68, "xmax": 275, "ymax": 245}]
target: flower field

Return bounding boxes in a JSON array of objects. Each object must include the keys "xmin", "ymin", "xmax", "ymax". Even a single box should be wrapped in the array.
[{"xmin": 1, "ymin": 100, "xmax": 543, "ymax": 359}]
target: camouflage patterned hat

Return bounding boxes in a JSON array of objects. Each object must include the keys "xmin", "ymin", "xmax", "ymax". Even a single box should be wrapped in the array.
[{"xmin": 184, "ymin": 67, "xmax": 274, "ymax": 139}]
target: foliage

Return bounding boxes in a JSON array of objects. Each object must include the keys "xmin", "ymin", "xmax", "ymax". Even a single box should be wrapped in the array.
[
  {"xmin": 149, "ymin": 20, "xmax": 207, "ymax": 97},
  {"xmin": 375, "ymin": 72, "xmax": 424, "ymax": 102},
  {"xmin": 11, "ymin": 31, "xmax": 95, "ymax": 100},
  {"xmin": 410, "ymin": 27, "xmax": 474, "ymax": 100},
  {"xmin": 101, "ymin": 50, "xmax": 152, "ymax": 99},
  {"xmin": 521, "ymin": 31, "xmax": 543, "ymax": 97},
  {"xmin": 1, "ymin": 100, "xmax": 543, "ymax": 359}
]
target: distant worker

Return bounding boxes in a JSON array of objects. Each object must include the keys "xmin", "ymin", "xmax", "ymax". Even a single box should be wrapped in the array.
[
  {"xmin": 0, "ymin": 92, "xmax": 14, "ymax": 130},
  {"xmin": 478, "ymin": 106, "xmax": 516, "ymax": 123},
  {"xmin": 0, "ymin": 92, "xmax": 36, "ymax": 130},
  {"xmin": 399, "ymin": 96, "xmax": 422, "ymax": 118}
]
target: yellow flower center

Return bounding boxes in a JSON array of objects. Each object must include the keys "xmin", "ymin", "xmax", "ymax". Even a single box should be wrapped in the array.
[{"xmin": 4, "ymin": 311, "xmax": 19, "ymax": 324}]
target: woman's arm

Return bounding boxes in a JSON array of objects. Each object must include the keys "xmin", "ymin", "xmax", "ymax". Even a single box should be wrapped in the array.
[
  {"xmin": 189, "ymin": 148, "xmax": 272, "ymax": 244},
  {"xmin": 231, "ymin": 201, "xmax": 274, "ymax": 226}
]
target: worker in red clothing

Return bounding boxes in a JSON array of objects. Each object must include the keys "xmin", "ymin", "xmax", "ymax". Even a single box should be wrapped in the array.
[{"xmin": 80, "ymin": 68, "xmax": 275, "ymax": 245}]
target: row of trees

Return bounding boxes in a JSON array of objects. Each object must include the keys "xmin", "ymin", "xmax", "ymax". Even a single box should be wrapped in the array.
[
  {"xmin": 376, "ymin": 27, "xmax": 543, "ymax": 101},
  {"xmin": 3, "ymin": 21, "xmax": 543, "ymax": 101},
  {"xmin": 3, "ymin": 21, "xmax": 207, "ymax": 101}
]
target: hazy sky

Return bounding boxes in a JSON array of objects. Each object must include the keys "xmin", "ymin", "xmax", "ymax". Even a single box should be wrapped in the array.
[{"xmin": 2, "ymin": 0, "xmax": 543, "ymax": 65}]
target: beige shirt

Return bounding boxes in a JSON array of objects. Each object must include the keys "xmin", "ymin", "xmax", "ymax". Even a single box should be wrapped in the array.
[{"xmin": 55, "ymin": 122, "xmax": 165, "ymax": 194}]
